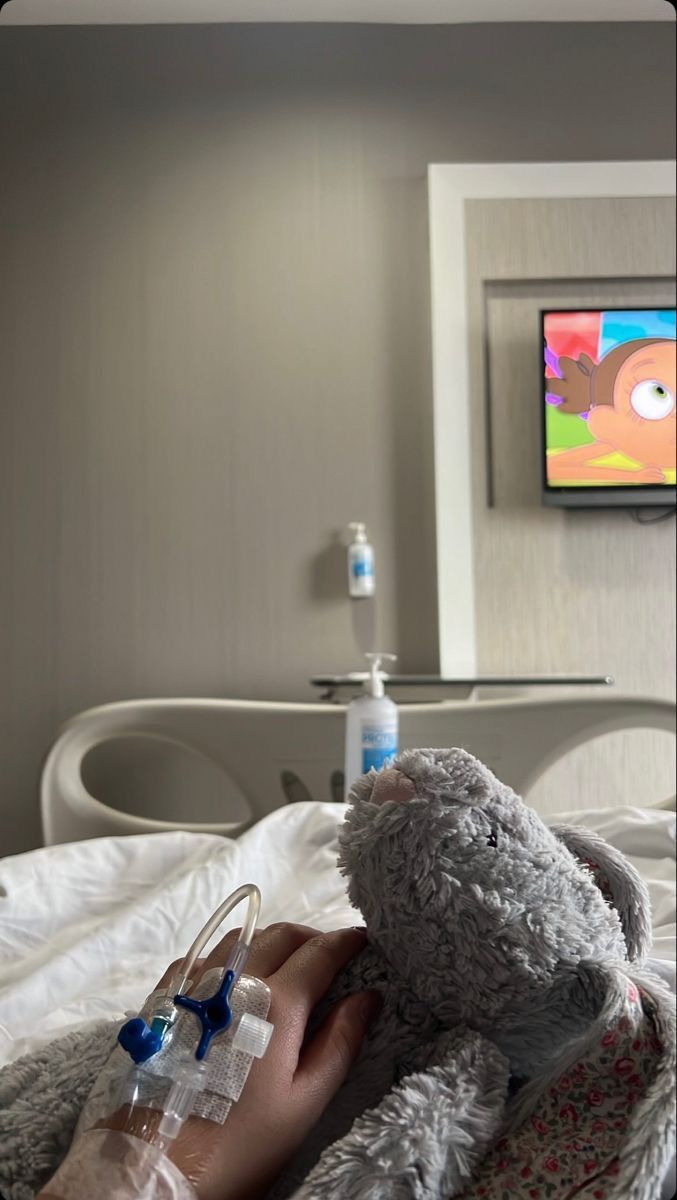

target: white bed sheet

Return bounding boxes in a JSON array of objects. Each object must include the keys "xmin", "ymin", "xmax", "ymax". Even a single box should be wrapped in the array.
[{"xmin": 0, "ymin": 801, "xmax": 674, "ymax": 1070}]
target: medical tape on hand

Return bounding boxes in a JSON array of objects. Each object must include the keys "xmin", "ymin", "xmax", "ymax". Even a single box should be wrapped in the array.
[
  {"xmin": 77, "ymin": 971, "xmax": 271, "ymax": 1135},
  {"xmin": 44, "ymin": 1129, "xmax": 197, "ymax": 1200}
]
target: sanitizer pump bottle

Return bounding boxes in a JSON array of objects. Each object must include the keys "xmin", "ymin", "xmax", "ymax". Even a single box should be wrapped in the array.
[
  {"xmin": 346, "ymin": 522, "xmax": 375, "ymax": 598},
  {"xmin": 344, "ymin": 653, "xmax": 398, "ymax": 800}
]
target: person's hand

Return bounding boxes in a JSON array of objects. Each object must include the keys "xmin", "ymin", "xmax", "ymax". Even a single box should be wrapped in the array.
[{"xmin": 117, "ymin": 924, "xmax": 379, "ymax": 1200}]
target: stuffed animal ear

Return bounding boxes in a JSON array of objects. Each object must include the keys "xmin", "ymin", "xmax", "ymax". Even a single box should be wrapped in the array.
[{"xmin": 550, "ymin": 823, "xmax": 652, "ymax": 963}]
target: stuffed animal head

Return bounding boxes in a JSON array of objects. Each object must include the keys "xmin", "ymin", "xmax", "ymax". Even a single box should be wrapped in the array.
[{"xmin": 339, "ymin": 748, "xmax": 652, "ymax": 1069}]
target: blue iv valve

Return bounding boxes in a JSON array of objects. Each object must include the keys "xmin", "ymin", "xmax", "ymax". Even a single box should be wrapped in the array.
[
  {"xmin": 174, "ymin": 969, "xmax": 236, "ymax": 1061},
  {"xmin": 118, "ymin": 1017, "xmax": 164, "ymax": 1064}
]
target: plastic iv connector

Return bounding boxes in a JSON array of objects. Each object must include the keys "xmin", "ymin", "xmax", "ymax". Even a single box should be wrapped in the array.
[
  {"xmin": 114, "ymin": 883, "xmax": 273, "ymax": 1143},
  {"xmin": 45, "ymin": 885, "xmax": 274, "ymax": 1199}
]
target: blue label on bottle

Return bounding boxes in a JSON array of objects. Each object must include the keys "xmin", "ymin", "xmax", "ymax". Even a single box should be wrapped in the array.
[
  {"xmin": 361, "ymin": 725, "xmax": 398, "ymax": 774},
  {"xmin": 362, "ymin": 746, "xmax": 396, "ymax": 772},
  {"xmin": 352, "ymin": 560, "xmax": 374, "ymax": 578}
]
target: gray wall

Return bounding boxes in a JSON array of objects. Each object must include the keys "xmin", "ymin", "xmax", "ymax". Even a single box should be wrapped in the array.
[
  {"xmin": 465, "ymin": 205, "xmax": 675, "ymax": 813},
  {"xmin": 0, "ymin": 23, "xmax": 675, "ymax": 853}
]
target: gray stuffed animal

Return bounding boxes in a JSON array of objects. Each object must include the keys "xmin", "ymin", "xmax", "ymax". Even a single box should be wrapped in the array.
[
  {"xmin": 0, "ymin": 748, "xmax": 674, "ymax": 1200},
  {"xmin": 271, "ymin": 748, "xmax": 675, "ymax": 1200}
]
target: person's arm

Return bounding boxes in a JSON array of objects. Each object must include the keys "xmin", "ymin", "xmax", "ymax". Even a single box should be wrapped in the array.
[
  {"xmin": 547, "ymin": 443, "xmax": 664, "ymax": 482},
  {"xmin": 39, "ymin": 924, "xmax": 381, "ymax": 1200}
]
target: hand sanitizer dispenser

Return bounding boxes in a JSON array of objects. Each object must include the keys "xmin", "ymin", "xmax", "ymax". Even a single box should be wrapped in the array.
[
  {"xmin": 344, "ymin": 653, "xmax": 398, "ymax": 800},
  {"xmin": 346, "ymin": 523, "xmax": 375, "ymax": 598}
]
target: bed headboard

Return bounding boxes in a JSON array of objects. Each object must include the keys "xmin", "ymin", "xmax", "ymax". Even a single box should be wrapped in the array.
[{"xmin": 40, "ymin": 695, "xmax": 676, "ymax": 845}]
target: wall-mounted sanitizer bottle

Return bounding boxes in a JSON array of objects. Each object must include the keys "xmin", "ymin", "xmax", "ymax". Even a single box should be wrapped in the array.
[
  {"xmin": 346, "ymin": 523, "xmax": 375, "ymax": 598},
  {"xmin": 344, "ymin": 653, "xmax": 398, "ymax": 801}
]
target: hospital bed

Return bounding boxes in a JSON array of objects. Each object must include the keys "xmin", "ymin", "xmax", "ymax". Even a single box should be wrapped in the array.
[
  {"xmin": 39, "ymin": 693, "xmax": 676, "ymax": 843},
  {"xmin": 0, "ymin": 694, "xmax": 674, "ymax": 1193}
]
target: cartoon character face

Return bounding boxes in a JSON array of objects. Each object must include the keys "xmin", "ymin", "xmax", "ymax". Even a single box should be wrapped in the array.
[{"xmin": 588, "ymin": 341, "xmax": 676, "ymax": 467}]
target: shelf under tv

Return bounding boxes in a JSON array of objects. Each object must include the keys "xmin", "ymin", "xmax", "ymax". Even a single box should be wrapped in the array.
[{"xmin": 310, "ymin": 674, "xmax": 614, "ymax": 703}]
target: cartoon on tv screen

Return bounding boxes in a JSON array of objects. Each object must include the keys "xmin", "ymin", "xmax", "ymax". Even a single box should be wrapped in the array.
[{"xmin": 543, "ymin": 309, "xmax": 676, "ymax": 488}]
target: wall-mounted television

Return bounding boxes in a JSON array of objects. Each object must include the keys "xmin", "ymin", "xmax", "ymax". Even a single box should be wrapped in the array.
[{"xmin": 542, "ymin": 307, "xmax": 676, "ymax": 508}]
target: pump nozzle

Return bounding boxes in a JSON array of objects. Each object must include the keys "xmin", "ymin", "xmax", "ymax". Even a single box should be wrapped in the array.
[
  {"xmin": 347, "ymin": 522, "xmax": 367, "ymax": 544},
  {"xmin": 363, "ymin": 653, "xmax": 397, "ymax": 699}
]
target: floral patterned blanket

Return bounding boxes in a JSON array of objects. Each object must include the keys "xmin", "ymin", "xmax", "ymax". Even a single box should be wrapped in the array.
[{"xmin": 461, "ymin": 981, "xmax": 665, "ymax": 1200}]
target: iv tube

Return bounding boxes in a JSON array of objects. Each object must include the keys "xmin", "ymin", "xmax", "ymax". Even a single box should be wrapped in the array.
[{"xmin": 174, "ymin": 884, "xmax": 261, "ymax": 995}]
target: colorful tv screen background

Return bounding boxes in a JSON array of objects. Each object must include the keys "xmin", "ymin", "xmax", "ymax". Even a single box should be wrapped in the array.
[{"xmin": 543, "ymin": 309, "xmax": 676, "ymax": 489}]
